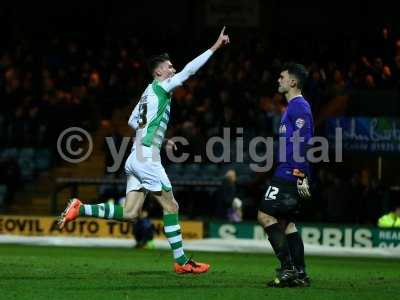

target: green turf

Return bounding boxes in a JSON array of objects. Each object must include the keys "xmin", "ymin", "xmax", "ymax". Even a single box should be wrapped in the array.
[{"xmin": 0, "ymin": 244, "xmax": 399, "ymax": 300}]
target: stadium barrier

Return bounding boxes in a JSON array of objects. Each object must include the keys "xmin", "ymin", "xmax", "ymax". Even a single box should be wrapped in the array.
[
  {"xmin": 1, "ymin": 216, "xmax": 399, "ymax": 258},
  {"xmin": 0, "ymin": 236, "xmax": 399, "ymax": 258},
  {"xmin": 209, "ymin": 221, "xmax": 400, "ymax": 248},
  {"xmin": 0, "ymin": 215, "xmax": 203, "ymax": 239}
]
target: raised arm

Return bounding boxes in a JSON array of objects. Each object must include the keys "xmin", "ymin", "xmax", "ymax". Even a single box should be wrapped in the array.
[{"xmin": 160, "ymin": 26, "xmax": 230, "ymax": 93}]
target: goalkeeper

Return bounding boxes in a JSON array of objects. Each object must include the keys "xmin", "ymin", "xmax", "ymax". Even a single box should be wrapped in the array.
[{"xmin": 257, "ymin": 63, "xmax": 313, "ymax": 287}]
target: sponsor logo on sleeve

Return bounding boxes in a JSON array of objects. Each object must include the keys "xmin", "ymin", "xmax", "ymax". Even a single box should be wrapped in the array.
[
  {"xmin": 279, "ymin": 124, "xmax": 287, "ymax": 134},
  {"xmin": 295, "ymin": 118, "xmax": 305, "ymax": 129}
]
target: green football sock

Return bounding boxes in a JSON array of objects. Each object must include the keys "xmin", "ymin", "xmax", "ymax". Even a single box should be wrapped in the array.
[
  {"xmin": 79, "ymin": 203, "xmax": 123, "ymax": 220},
  {"xmin": 163, "ymin": 213, "xmax": 189, "ymax": 265}
]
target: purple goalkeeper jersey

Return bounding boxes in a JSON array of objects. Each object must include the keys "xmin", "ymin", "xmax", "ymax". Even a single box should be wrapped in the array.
[{"xmin": 274, "ymin": 96, "xmax": 314, "ymax": 182}]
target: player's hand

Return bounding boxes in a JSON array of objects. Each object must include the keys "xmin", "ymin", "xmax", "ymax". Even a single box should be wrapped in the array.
[
  {"xmin": 211, "ymin": 26, "xmax": 230, "ymax": 52},
  {"xmin": 297, "ymin": 177, "xmax": 311, "ymax": 199}
]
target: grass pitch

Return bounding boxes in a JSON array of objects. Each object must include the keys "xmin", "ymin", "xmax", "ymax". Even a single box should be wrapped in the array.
[{"xmin": 0, "ymin": 244, "xmax": 399, "ymax": 300}]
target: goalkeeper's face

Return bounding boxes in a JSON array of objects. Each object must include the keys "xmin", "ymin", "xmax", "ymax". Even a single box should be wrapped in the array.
[
  {"xmin": 278, "ymin": 70, "xmax": 296, "ymax": 94},
  {"xmin": 156, "ymin": 60, "xmax": 176, "ymax": 80},
  {"xmin": 278, "ymin": 71, "xmax": 289, "ymax": 93}
]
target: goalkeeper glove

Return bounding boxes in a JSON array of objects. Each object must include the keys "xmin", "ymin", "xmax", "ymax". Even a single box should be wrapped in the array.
[
  {"xmin": 297, "ymin": 177, "xmax": 311, "ymax": 199},
  {"xmin": 293, "ymin": 169, "xmax": 311, "ymax": 199}
]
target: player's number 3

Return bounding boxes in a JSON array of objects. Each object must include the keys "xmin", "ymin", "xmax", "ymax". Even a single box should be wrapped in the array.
[{"xmin": 138, "ymin": 102, "xmax": 147, "ymax": 128}]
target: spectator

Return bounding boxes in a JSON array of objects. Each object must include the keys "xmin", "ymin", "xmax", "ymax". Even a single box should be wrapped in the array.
[
  {"xmin": 227, "ymin": 197, "xmax": 243, "ymax": 223},
  {"xmin": 214, "ymin": 169, "xmax": 238, "ymax": 219},
  {"xmin": 133, "ymin": 210, "xmax": 155, "ymax": 249},
  {"xmin": 377, "ymin": 204, "xmax": 400, "ymax": 228}
]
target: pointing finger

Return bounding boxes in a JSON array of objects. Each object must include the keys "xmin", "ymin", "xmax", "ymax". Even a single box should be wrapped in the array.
[{"xmin": 220, "ymin": 26, "xmax": 226, "ymax": 35}]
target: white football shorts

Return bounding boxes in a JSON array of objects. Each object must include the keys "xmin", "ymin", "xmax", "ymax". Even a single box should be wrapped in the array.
[{"xmin": 124, "ymin": 147, "xmax": 172, "ymax": 194}]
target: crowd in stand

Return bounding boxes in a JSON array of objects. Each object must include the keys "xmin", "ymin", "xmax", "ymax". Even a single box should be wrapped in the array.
[
  {"xmin": 1, "ymin": 26, "xmax": 400, "ymax": 223},
  {"xmin": 1, "ymin": 27, "xmax": 400, "ymax": 148}
]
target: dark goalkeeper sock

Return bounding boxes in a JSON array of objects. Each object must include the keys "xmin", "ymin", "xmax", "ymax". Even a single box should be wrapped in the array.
[
  {"xmin": 287, "ymin": 231, "xmax": 306, "ymax": 272},
  {"xmin": 264, "ymin": 223, "xmax": 293, "ymax": 269}
]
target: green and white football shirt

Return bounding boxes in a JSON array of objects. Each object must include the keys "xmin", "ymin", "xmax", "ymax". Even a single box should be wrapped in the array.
[
  {"xmin": 134, "ymin": 81, "xmax": 171, "ymax": 149},
  {"xmin": 128, "ymin": 49, "xmax": 213, "ymax": 152}
]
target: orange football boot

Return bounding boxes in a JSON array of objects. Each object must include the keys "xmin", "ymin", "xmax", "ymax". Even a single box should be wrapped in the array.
[
  {"xmin": 174, "ymin": 259, "xmax": 210, "ymax": 274},
  {"xmin": 58, "ymin": 198, "xmax": 82, "ymax": 229}
]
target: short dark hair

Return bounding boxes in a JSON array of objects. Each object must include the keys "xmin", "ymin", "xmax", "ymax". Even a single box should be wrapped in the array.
[
  {"xmin": 147, "ymin": 53, "xmax": 170, "ymax": 76},
  {"xmin": 282, "ymin": 62, "xmax": 308, "ymax": 90}
]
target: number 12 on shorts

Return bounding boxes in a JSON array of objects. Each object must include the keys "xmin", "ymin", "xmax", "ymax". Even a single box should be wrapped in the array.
[{"xmin": 265, "ymin": 186, "xmax": 279, "ymax": 200}]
